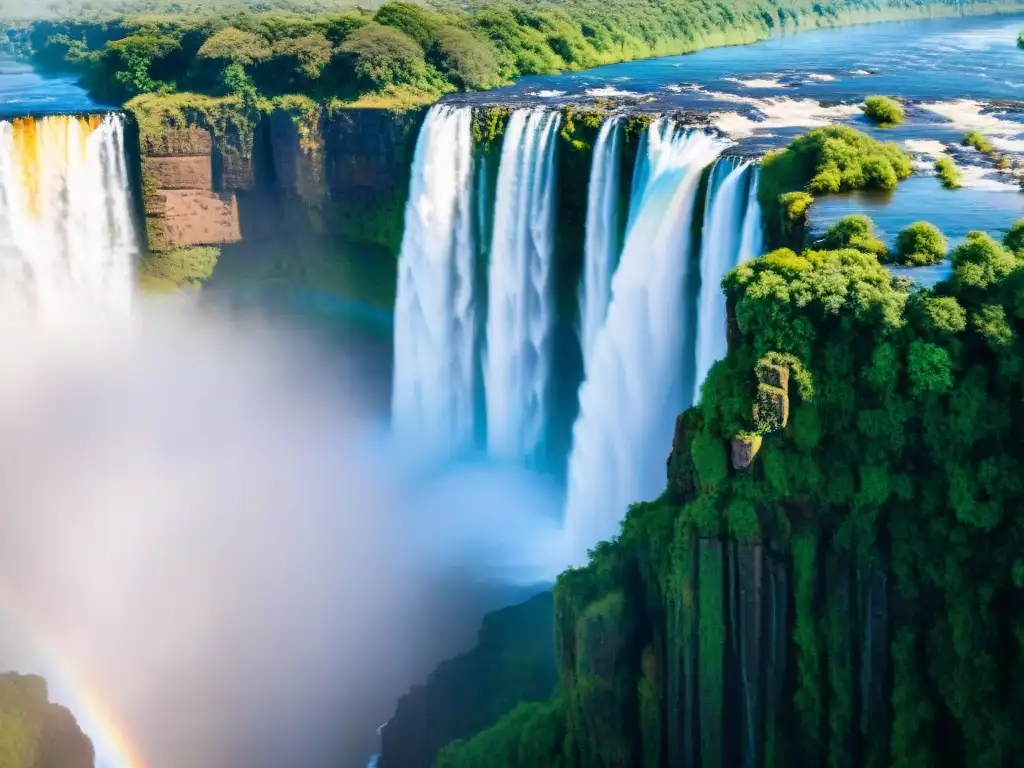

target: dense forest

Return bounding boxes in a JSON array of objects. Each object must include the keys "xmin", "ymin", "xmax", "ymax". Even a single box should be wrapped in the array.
[
  {"xmin": 426, "ymin": 128, "xmax": 1024, "ymax": 767},
  {"xmin": 3, "ymin": 0, "xmax": 1017, "ymax": 109}
]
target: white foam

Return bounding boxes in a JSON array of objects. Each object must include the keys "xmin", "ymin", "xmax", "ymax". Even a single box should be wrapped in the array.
[
  {"xmin": 724, "ymin": 76, "xmax": 786, "ymax": 89},
  {"xmin": 586, "ymin": 86, "xmax": 641, "ymax": 98},
  {"xmin": 905, "ymin": 139, "xmax": 947, "ymax": 158},
  {"xmin": 851, "ymin": 69, "xmax": 873, "ymax": 76},
  {"xmin": 920, "ymin": 99, "xmax": 1024, "ymax": 140},
  {"xmin": 712, "ymin": 95, "xmax": 860, "ymax": 138},
  {"xmin": 807, "ymin": 73, "xmax": 837, "ymax": 81},
  {"xmin": 529, "ymin": 90, "xmax": 566, "ymax": 98},
  {"xmin": 958, "ymin": 164, "xmax": 1020, "ymax": 191}
]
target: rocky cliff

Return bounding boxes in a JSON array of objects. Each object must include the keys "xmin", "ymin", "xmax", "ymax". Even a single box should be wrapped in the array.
[
  {"xmin": 135, "ymin": 102, "xmax": 423, "ymax": 309},
  {"xmin": 0, "ymin": 673, "xmax": 95, "ymax": 768}
]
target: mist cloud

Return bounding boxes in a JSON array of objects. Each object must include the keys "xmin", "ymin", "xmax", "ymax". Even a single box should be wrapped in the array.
[{"xmin": 0, "ymin": 298, "xmax": 567, "ymax": 768}]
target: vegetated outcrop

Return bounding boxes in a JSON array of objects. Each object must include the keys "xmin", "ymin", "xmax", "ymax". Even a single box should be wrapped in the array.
[
  {"xmin": 378, "ymin": 591, "xmax": 557, "ymax": 768},
  {"xmin": 0, "ymin": 673, "xmax": 95, "ymax": 768},
  {"xmin": 134, "ymin": 96, "xmax": 421, "ymax": 308},
  {"xmin": 435, "ymin": 220, "xmax": 1024, "ymax": 767}
]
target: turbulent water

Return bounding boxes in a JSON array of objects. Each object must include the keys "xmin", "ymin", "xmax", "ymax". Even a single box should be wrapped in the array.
[
  {"xmin": 484, "ymin": 108, "xmax": 561, "ymax": 465},
  {"xmin": 693, "ymin": 158, "xmax": 756, "ymax": 402},
  {"xmin": 0, "ymin": 114, "xmax": 136, "ymax": 323},
  {"xmin": 579, "ymin": 117, "xmax": 623, "ymax": 374},
  {"xmin": 392, "ymin": 106, "xmax": 477, "ymax": 461},
  {"xmin": 563, "ymin": 123, "xmax": 728, "ymax": 560}
]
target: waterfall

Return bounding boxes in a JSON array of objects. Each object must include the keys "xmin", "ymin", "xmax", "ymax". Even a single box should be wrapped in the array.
[
  {"xmin": 563, "ymin": 123, "xmax": 728, "ymax": 559},
  {"xmin": 738, "ymin": 166, "xmax": 763, "ymax": 263},
  {"xmin": 484, "ymin": 108, "xmax": 560, "ymax": 464},
  {"xmin": 391, "ymin": 105, "xmax": 477, "ymax": 460},
  {"xmin": 0, "ymin": 114, "xmax": 136, "ymax": 324},
  {"xmin": 692, "ymin": 158, "xmax": 753, "ymax": 402},
  {"xmin": 579, "ymin": 117, "xmax": 623, "ymax": 374}
]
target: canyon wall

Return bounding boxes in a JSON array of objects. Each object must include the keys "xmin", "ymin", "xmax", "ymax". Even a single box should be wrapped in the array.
[{"xmin": 136, "ymin": 104, "xmax": 423, "ymax": 310}]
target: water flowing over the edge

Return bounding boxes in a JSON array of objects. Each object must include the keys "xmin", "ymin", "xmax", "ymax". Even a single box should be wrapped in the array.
[
  {"xmin": 484, "ymin": 108, "xmax": 561, "ymax": 464},
  {"xmin": 0, "ymin": 114, "xmax": 136, "ymax": 324},
  {"xmin": 738, "ymin": 166, "xmax": 763, "ymax": 267},
  {"xmin": 391, "ymin": 106, "xmax": 477, "ymax": 459},
  {"xmin": 579, "ymin": 117, "xmax": 623, "ymax": 375},
  {"xmin": 563, "ymin": 123, "xmax": 729, "ymax": 562},
  {"xmin": 692, "ymin": 157, "xmax": 755, "ymax": 402}
]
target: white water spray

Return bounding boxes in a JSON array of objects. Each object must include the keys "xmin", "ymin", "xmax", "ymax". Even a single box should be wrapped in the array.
[
  {"xmin": 0, "ymin": 114, "xmax": 136, "ymax": 324},
  {"xmin": 392, "ymin": 106, "xmax": 477, "ymax": 460},
  {"xmin": 692, "ymin": 158, "xmax": 753, "ymax": 402},
  {"xmin": 484, "ymin": 108, "xmax": 561, "ymax": 464},
  {"xmin": 563, "ymin": 123, "xmax": 728, "ymax": 561},
  {"xmin": 738, "ymin": 166, "xmax": 764, "ymax": 263},
  {"xmin": 579, "ymin": 118, "xmax": 623, "ymax": 374}
]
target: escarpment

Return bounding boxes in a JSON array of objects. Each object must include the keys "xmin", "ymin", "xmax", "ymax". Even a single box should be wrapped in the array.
[
  {"xmin": 0, "ymin": 673, "xmax": 95, "ymax": 768},
  {"xmin": 135, "ymin": 104, "xmax": 423, "ymax": 300}
]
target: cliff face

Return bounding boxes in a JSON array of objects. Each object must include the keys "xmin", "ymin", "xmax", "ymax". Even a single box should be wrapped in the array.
[
  {"xmin": 0, "ymin": 673, "xmax": 95, "ymax": 768},
  {"xmin": 379, "ymin": 592, "xmax": 557, "ymax": 768},
  {"xmin": 136, "ymin": 104, "xmax": 423, "ymax": 305}
]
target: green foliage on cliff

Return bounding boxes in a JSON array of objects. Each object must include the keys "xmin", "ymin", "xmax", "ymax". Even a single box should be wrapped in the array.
[
  {"xmin": 10, "ymin": 0, "xmax": 1018, "ymax": 107},
  {"xmin": 0, "ymin": 674, "xmax": 95, "ymax": 768},
  {"xmin": 861, "ymin": 95, "xmax": 904, "ymax": 126},
  {"xmin": 438, "ymin": 214, "xmax": 1024, "ymax": 768},
  {"xmin": 759, "ymin": 125, "xmax": 912, "ymax": 248},
  {"xmin": 1018, "ymin": 30, "xmax": 1024, "ymax": 48},
  {"xmin": 379, "ymin": 592, "xmax": 558, "ymax": 768}
]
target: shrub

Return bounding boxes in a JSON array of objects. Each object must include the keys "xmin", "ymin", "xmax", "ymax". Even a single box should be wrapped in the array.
[
  {"xmin": 1018, "ymin": 31, "xmax": 1024, "ymax": 49},
  {"xmin": 196, "ymin": 27, "xmax": 270, "ymax": 66},
  {"xmin": 269, "ymin": 31, "xmax": 333, "ymax": 80},
  {"xmin": 894, "ymin": 222, "xmax": 947, "ymax": 266},
  {"xmin": 821, "ymin": 214, "xmax": 887, "ymax": 257},
  {"xmin": 429, "ymin": 25, "xmax": 502, "ymax": 90},
  {"xmin": 963, "ymin": 130, "xmax": 995, "ymax": 154},
  {"xmin": 1004, "ymin": 219, "xmax": 1024, "ymax": 255},
  {"xmin": 338, "ymin": 23, "xmax": 429, "ymax": 91},
  {"xmin": 934, "ymin": 156, "xmax": 962, "ymax": 190},
  {"xmin": 948, "ymin": 231, "xmax": 1017, "ymax": 295},
  {"xmin": 374, "ymin": 1, "xmax": 445, "ymax": 49},
  {"xmin": 862, "ymin": 95, "xmax": 904, "ymax": 126}
]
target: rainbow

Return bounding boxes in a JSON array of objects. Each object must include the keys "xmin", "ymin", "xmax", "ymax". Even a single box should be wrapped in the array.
[{"xmin": 0, "ymin": 584, "xmax": 145, "ymax": 768}]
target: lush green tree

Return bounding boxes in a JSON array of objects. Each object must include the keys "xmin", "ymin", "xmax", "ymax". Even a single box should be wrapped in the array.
[
  {"xmin": 1018, "ymin": 30, "xmax": 1024, "ymax": 49},
  {"xmin": 820, "ymin": 214, "xmax": 887, "ymax": 257},
  {"xmin": 337, "ymin": 22, "xmax": 428, "ymax": 91},
  {"xmin": 101, "ymin": 33, "xmax": 180, "ymax": 97},
  {"xmin": 1003, "ymin": 218, "xmax": 1024, "ymax": 255},
  {"xmin": 429, "ymin": 24, "xmax": 501, "ymax": 90},
  {"xmin": 373, "ymin": 1, "xmax": 445, "ymax": 49},
  {"xmin": 862, "ymin": 95, "xmax": 904, "ymax": 126},
  {"xmin": 945, "ymin": 231, "xmax": 1018, "ymax": 298},
  {"xmin": 895, "ymin": 221, "xmax": 948, "ymax": 266},
  {"xmin": 195, "ymin": 26, "xmax": 270, "ymax": 66}
]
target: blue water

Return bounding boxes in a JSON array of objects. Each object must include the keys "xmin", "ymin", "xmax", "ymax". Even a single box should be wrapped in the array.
[
  {"xmin": 0, "ymin": 57, "xmax": 105, "ymax": 116},
  {"xmin": 461, "ymin": 13, "xmax": 1024, "ymax": 105}
]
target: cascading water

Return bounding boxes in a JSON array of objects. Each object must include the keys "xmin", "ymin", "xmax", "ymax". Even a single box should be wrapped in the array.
[
  {"xmin": 0, "ymin": 114, "xmax": 136, "ymax": 323},
  {"xmin": 563, "ymin": 123, "xmax": 728, "ymax": 560},
  {"xmin": 692, "ymin": 158, "xmax": 754, "ymax": 402},
  {"xmin": 738, "ymin": 166, "xmax": 764, "ymax": 264},
  {"xmin": 391, "ymin": 105, "xmax": 478, "ymax": 461},
  {"xmin": 579, "ymin": 117, "xmax": 623, "ymax": 374},
  {"xmin": 484, "ymin": 108, "xmax": 560, "ymax": 465}
]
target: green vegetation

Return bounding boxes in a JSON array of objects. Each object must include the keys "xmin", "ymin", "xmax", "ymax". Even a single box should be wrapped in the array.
[
  {"xmin": 380, "ymin": 592, "xmax": 558, "ymax": 768},
  {"xmin": 861, "ymin": 95, "xmax": 904, "ymax": 126},
  {"xmin": 7, "ymin": 0, "xmax": 1019, "ymax": 110},
  {"xmin": 759, "ymin": 125, "xmax": 913, "ymax": 248},
  {"xmin": 894, "ymin": 221, "xmax": 948, "ymax": 266},
  {"xmin": 935, "ymin": 154, "xmax": 963, "ymax": 189},
  {"xmin": 139, "ymin": 246, "xmax": 221, "ymax": 291},
  {"xmin": 963, "ymin": 130, "xmax": 1013, "ymax": 171},
  {"xmin": 819, "ymin": 214, "xmax": 887, "ymax": 257},
  {"xmin": 0, "ymin": 674, "xmax": 94, "ymax": 768},
  {"xmin": 436, "ymin": 213, "xmax": 1024, "ymax": 768},
  {"xmin": 1018, "ymin": 30, "xmax": 1024, "ymax": 48}
]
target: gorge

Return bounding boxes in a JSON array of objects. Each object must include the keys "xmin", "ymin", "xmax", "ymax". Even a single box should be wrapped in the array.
[{"xmin": 1, "ymin": 5, "xmax": 1024, "ymax": 768}]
